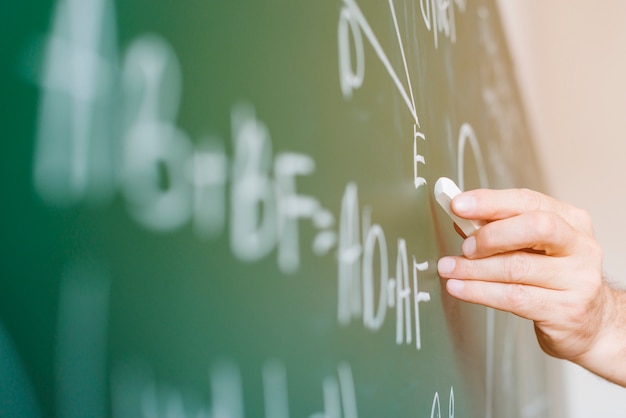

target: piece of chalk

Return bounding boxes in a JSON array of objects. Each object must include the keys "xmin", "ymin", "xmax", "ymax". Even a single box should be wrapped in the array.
[{"xmin": 434, "ymin": 177, "xmax": 485, "ymax": 237}]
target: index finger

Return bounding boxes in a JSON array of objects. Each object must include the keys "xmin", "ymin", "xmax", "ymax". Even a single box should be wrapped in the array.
[{"xmin": 451, "ymin": 188, "xmax": 593, "ymax": 234}]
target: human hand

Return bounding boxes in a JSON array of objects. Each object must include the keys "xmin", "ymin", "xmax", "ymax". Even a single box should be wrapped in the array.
[{"xmin": 436, "ymin": 188, "xmax": 626, "ymax": 385}]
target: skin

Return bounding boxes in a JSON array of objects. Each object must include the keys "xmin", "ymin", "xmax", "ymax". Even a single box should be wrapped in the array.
[{"xmin": 437, "ymin": 188, "xmax": 626, "ymax": 387}]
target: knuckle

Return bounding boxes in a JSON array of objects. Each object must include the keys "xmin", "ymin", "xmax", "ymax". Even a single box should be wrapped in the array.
[
  {"xmin": 505, "ymin": 253, "xmax": 531, "ymax": 283},
  {"xmin": 519, "ymin": 188, "xmax": 543, "ymax": 211},
  {"xmin": 572, "ymin": 238, "xmax": 603, "ymax": 273},
  {"xmin": 530, "ymin": 212, "xmax": 558, "ymax": 240},
  {"xmin": 576, "ymin": 208, "xmax": 593, "ymax": 229},
  {"xmin": 476, "ymin": 225, "xmax": 498, "ymax": 252},
  {"xmin": 587, "ymin": 240, "xmax": 603, "ymax": 263},
  {"xmin": 582, "ymin": 271, "xmax": 604, "ymax": 297},
  {"xmin": 503, "ymin": 283, "xmax": 527, "ymax": 311}
]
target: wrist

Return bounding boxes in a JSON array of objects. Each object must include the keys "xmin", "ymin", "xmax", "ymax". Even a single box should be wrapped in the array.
[{"xmin": 574, "ymin": 284, "xmax": 626, "ymax": 386}]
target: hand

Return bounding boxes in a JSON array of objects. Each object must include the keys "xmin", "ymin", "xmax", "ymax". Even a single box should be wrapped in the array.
[{"xmin": 437, "ymin": 188, "xmax": 626, "ymax": 386}]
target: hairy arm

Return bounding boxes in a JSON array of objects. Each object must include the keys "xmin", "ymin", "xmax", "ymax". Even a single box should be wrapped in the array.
[{"xmin": 437, "ymin": 188, "xmax": 626, "ymax": 386}]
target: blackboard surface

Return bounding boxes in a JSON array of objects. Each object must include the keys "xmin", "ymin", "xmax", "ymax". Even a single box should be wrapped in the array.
[{"xmin": 1, "ymin": 0, "xmax": 550, "ymax": 416}]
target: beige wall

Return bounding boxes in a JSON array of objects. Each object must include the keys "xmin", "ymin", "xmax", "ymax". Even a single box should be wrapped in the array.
[{"xmin": 497, "ymin": 1, "xmax": 626, "ymax": 417}]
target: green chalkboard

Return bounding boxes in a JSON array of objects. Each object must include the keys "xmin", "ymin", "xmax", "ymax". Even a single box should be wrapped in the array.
[{"xmin": 1, "ymin": 0, "xmax": 551, "ymax": 416}]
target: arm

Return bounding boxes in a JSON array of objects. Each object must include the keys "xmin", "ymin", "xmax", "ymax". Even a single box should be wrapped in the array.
[{"xmin": 436, "ymin": 188, "xmax": 626, "ymax": 386}]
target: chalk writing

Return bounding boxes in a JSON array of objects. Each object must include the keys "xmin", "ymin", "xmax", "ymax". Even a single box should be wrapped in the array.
[
  {"xmin": 414, "ymin": 126, "xmax": 427, "ymax": 189},
  {"xmin": 457, "ymin": 123, "xmax": 488, "ymax": 191},
  {"xmin": 338, "ymin": 0, "xmax": 419, "ymax": 125},
  {"xmin": 229, "ymin": 103, "xmax": 279, "ymax": 261},
  {"xmin": 337, "ymin": 184, "xmax": 431, "ymax": 349},
  {"xmin": 111, "ymin": 359, "xmax": 358, "ymax": 418},
  {"xmin": 33, "ymin": 0, "xmax": 118, "ymax": 206},
  {"xmin": 24, "ymin": 0, "xmax": 532, "ymax": 416},
  {"xmin": 190, "ymin": 140, "xmax": 228, "ymax": 239},
  {"xmin": 420, "ymin": 0, "xmax": 467, "ymax": 48},
  {"xmin": 430, "ymin": 387, "xmax": 455, "ymax": 418},
  {"xmin": 121, "ymin": 35, "xmax": 193, "ymax": 232}
]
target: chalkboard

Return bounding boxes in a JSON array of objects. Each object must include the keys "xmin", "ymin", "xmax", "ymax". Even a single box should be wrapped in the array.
[{"xmin": 1, "ymin": 0, "xmax": 551, "ymax": 416}]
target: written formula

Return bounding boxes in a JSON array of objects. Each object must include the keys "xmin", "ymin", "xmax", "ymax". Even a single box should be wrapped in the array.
[{"xmin": 33, "ymin": 1, "xmax": 435, "ymax": 349}]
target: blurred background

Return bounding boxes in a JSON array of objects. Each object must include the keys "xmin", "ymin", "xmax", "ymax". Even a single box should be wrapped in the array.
[{"xmin": 498, "ymin": 1, "xmax": 626, "ymax": 417}]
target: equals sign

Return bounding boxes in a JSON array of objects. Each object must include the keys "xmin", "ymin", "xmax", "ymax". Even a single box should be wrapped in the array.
[{"xmin": 312, "ymin": 207, "xmax": 337, "ymax": 256}]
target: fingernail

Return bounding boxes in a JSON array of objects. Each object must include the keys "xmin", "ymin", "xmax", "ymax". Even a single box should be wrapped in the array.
[
  {"xmin": 447, "ymin": 279, "xmax": 465, "ymax": 295},
  {"xmin": 438, "ymin": 257, "xmax": 456, "ymax": 275},
  {"xmin": 462, "ymin": 236, "xmax": 476, "ymax": 257},
  {"xmin": 453, "ymin": 195, "xmax": 476, "ymax": 214}
]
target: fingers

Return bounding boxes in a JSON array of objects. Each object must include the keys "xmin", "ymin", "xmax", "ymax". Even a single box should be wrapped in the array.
[
  {"xmin": 451, "ymin": 188, "xmax": 594, "ymax": 234},
  {"xmin": 438, "ymin": 252, "xmax": 569, "ymax": 289},
  {"xmin": 445, "ymin": 278, "xmax": 558, "ymax": 322},
  {"xmin": 463, "ymin": 211, "xmax": 580, "ymax": 257},
  {"xmin": 438, "ymin": 212, "xmax": 601, "ymax": 290},
  {"xmin": 438, "ymin": 187, "xmax": 611, "ymax": 370}
]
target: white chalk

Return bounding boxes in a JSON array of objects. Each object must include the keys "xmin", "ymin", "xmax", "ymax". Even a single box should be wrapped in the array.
[{"xmin": 434, "ymin": 177, "xmax": 485, "ymax": 237}]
